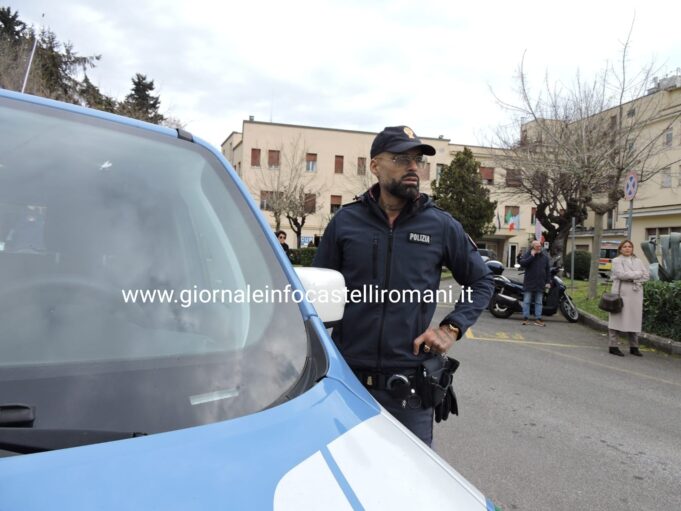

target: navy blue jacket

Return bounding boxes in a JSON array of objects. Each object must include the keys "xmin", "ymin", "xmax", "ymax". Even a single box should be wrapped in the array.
[
  {"xmin": 519, "ymin": 249, "xmax": 551, "ymax": 292},
  {"xmin": 312, "ymin": 185, "xmax": 493, "ymax": 371}
]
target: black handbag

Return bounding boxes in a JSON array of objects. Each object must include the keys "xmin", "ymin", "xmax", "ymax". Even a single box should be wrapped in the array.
[{"xmin": 598, "ymin": 281, "xmax": 623, "ymax": 313}]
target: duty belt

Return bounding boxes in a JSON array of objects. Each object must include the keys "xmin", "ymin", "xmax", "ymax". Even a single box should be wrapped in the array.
[{"xmin": 352, "ymin": 368, "xmax": 422, "ymax": 409}]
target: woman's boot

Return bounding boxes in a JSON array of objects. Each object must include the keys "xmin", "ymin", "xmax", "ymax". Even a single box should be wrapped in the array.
[{"xmin": 608, "ymin": 330, "xmax": 623, "ymax": 356}]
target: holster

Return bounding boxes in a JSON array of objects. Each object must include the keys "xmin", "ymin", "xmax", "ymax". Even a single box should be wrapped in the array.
[{"xmin": 413, "ymin": 356, "xmax": 459, "ymax": 422}]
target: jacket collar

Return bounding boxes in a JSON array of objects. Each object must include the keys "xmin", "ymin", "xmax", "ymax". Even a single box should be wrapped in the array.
[{"xmin": 363, "ymin": 183, "xmax": 430, "ymax": 225}]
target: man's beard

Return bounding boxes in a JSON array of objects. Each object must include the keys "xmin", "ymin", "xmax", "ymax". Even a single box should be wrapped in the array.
[{"xmin": 386, "ymin": 174, "xmax": 419, "ymax": 201}]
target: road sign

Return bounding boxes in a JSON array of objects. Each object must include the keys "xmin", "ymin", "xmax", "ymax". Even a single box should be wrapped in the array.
[{"xmin": 624, "ymin": 171, "xmax": 638, "ymax": 200}]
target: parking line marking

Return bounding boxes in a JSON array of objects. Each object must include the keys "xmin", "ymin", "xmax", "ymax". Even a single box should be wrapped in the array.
[
  {"xmin": 495, "ymin": 332, "xmax": 510, "ymax": 339},
  {"xmin": 469, "ymin": 335, "xmax": 595, "ymax": 349},
  {"xmin": 527, "ymin": 344, "xmax": 681, "ymax": 388},
  {"xmin": 465, "ymin": 328, "xmax": 476, "ymax": 339},
  {"xmin": 469, "ymin": 336, "xmax": 681, "ymax": 388}
]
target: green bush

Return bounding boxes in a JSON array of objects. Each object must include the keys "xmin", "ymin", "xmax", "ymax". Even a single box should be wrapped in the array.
[
  {"xmin": 643, "ymin": 280, "xmax": 681, "ymax": 341},
  {"xmin": 290, "ymin": 247, "xmax": 317, "ymax": 266},
  {"xmin": 563, "ymin": 251, "xmax": 591, "ymax": 280}
]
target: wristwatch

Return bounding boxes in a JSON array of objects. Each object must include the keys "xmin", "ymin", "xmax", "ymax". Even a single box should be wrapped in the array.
[{"xmin": 443, "ymin": 323, "xmax": 460, "ymax": 339}]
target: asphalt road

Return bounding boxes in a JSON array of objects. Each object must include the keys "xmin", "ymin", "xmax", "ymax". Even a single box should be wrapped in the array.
[{"xmin": 431, "ymin": 274, "xmax": 681, "ymax": 511}]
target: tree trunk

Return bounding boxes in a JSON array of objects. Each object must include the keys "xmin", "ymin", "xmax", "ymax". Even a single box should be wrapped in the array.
[
  {"xmin": 588, "ymin": 212, "xmax": 604, "ymax": 299},
  {"xmin": 287, "ymin": 215, "xmax": 306, "ymax": 248}
]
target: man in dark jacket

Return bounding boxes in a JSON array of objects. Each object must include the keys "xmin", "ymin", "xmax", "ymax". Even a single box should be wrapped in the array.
[
  {"xmin": 518, "ymin": 240, "xmax": 552, "ymax": 326},
  {"xmin": 312, "ymin": 125, "xmax": 493, "ymax": 446}
]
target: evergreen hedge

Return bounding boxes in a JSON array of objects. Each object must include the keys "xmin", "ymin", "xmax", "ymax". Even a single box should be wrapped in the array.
[
  {"xmin": 643, "ymin": 280, "xmax": 681, "ymax": 342},
  {"xmin": 563, "ymin": 251, "xmax": 591, "ymax": 280},
  {"xmin": 290, "ymin": 247, "xmax": 317, "ymax": 266}
]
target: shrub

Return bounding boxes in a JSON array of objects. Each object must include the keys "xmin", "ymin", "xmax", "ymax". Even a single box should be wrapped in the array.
[
  {"xmin": 563, "ymin": 251, "xmax": 591, "ymax": 280},
  {"xmin": 643, "ymin": 280, "xmax": 681, "ymax": 341},
  {"xmin": 290, "ymin": 247, "xmax": 317, "ymax": 267}
]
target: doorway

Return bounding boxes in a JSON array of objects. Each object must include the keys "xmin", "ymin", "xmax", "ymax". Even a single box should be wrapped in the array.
[{"xmin": 508, "ymin": 243, "xmax": 518, "ymax": 267}]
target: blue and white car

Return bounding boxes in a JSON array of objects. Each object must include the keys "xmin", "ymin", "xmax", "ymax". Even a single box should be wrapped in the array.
[{"xmin": 0, "ymin": 88, "xmax": 498, "ymax": 510}]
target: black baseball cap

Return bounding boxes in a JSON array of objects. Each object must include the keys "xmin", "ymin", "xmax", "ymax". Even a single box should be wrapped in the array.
[{"xmin": 370, "ymin": 125, "xmax": 436, "ymax": 158}]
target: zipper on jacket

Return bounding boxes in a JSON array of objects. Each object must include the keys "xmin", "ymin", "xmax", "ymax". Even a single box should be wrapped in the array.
[
  {"xmin": 372, "ymin": 236, "xmax": 378, "ymax": 280},
  {"xmin": 376, "ymin": 228, "xmax": 394, "ymax": 371}
]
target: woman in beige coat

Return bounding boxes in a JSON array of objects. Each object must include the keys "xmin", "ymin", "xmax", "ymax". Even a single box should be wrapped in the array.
[{"xmin": 608, "ymin": 240, "xmax": 650, "ymax": 356}]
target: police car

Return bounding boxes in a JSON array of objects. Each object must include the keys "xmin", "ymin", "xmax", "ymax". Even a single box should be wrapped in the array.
[{"xmin": 0, "ymin": 88, "xmax": 498, "ymax": 510}]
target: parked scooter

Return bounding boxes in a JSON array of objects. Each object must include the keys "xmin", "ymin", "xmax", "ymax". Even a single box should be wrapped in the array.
[{"xmin": 488, "ymin": 263, "xmax": 579, "ymax": 322}]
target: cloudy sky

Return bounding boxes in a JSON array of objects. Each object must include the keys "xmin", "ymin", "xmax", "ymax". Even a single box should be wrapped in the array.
[{"xmin": 13, "ymin": 0, "xmax": 681, "ymax": 149}]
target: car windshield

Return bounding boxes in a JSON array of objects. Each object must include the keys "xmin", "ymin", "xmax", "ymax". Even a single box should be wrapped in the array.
[{"xmin": 0, "ymin": 97, "xmax": 307, "ymax": 437}]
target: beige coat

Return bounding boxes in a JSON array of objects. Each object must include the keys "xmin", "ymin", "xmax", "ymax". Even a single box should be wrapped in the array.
[{"xmin": 608, "ymin": 255, "xmax": 650, "ymax": 333}]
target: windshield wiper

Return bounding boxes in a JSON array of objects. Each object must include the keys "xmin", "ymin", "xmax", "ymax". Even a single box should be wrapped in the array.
[{"xmin": 0, "ymin": 428, "xmax": 147, "ymax": 454}]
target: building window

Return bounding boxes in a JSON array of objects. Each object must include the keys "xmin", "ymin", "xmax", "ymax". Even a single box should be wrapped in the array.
[
  {"xmin": 480, "ymin": 166, "xmax": 494, "ymax": 185},
  {"xmin": 505, "ymin": 169, "xmax": 522, "ymax": 187},
  {"xmin": 260, "ymin": 190, "xmax": 282, "ymax": 211},
  {"xmin": 251, "ymin": 148, "xmax": 261, "ymax": 167},
  {"xmin": 330, "ymin": 195, "xmax": 342, "ymax": 214},
  {"xmin": 436, "ymin": 163, "xmax": 446, "ymax": 180},
  {"xmin": 606, "ymin": 210, "xmax": 614, "ymax": 229},
  {"xmin": 664, "ymin": 129, "xmax": 673, "ymax": 147},
  {"xmin": 304, "ymin": 193, "xmax": 316, "ymax": 214},
  {"xmin": 504, "ymin": 206, "xmax": 520, "ymax": 228},
  {"xmin": 306, "ymin": 153, "xmax": 317, "ymax": 172},
  {"xmin": 268, "ymin": 150, "xmax": 280, "ymax": 169},
  {"xmin": 357, "ymin": 157, "xmax": 366, "ymax": 175},
  {"xmin": 335, "ymin": 155, "xmax": 344, "ymax": 174},
  {"xmin": 661, "ymin": 167, "xmax": 672, "ymax": 188},
  {"xmin": 627, "ymin": 108, "xmax": 636, "ymax": 118},
  {"xmin": 531, "ymin": 207, "xmax": 537, "ymax": 225}
]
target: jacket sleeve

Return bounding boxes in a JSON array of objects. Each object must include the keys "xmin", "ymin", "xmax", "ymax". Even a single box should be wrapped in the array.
[
  {"xmin": 636, "ymin": 258, "xmax": 650, "ymax": 283},
  {"xmin": 439, "ymin": 218, "xmax": 494, "ymax": 339},
  {"xmin": 545, "ymin": 254, "xmax": 552, "ymax": 285},
  {"xmin": 611, "ymin": 257, "xmax": 643, "ymax": 281},
  {"xmin": 312, "ymin": 214, "xmax": 341, "ymax": 271},
  {"xmin": 518, "ymin": 250, "xmax": 534, "ymax": 268}
]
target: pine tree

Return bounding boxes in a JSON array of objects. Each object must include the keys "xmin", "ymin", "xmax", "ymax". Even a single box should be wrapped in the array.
[
  {"xmin": 118, "ymin": 73, "xmax": 165, "ymax": 124},
  {"xmin": 0, "ymin": 7, "xmax": 27, "ymax": 40},
  {"xmin": 78, "ymin": 74, "xmax": 117, "ymax": 113},
  {"xmin": 431, "ymin": 147, "xmax": 497, "ymax": 241}
]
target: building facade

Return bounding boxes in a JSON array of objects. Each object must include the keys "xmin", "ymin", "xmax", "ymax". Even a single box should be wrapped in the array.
[
  {"xmin": 222, "ymin": 121, "xmax": 539, "ymax": 263},
  {"xmin": 222, "ymin": 76, "xmax": 681, "ymax": 265}
]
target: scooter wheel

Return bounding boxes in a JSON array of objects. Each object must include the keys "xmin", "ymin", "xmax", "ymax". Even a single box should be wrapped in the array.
[
  {"xmin": 489, "ymin": 295, "xmax": 514, "ymax": 318},
  {"xmin": 559, "ymin": 295, "xmax": 579, "ymax": 322}
]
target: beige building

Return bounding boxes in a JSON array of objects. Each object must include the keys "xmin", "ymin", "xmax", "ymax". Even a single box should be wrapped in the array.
[
  {"xmin": 222, "ymin": 121, "xmax": 538, "ymax": 264},
  {"xmin": 222, "ymin": 76, "xmax": 681, "ymax": 265},
  {"xmin": 560, "ymin": 75, "xmax": 681, "ymax": 258}
]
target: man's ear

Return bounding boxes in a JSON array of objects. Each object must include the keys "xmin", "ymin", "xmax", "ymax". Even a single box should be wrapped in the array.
[{"xmin": 370, "ymin": 157, "xmax": 380, "ymax": 177}]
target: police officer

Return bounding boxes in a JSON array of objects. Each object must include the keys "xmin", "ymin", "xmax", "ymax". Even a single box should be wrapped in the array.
[{"xmin": 312, "ymin": 125, "xmax": 493, "ymax": 446}]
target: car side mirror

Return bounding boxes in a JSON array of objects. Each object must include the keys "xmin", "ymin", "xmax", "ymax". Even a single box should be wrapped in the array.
[{"xmin": 294, "ymin": 267, "xmax": 346, "ymax": 327}]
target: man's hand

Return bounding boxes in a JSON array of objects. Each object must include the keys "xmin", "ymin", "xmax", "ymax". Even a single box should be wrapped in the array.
[
  {"xmin": 545, "ymin": 283, "xmax": 551, "ymax": 289},
  {"xmin": 413, "ymin": 325, "xmax": 458, "ymax": 356}
]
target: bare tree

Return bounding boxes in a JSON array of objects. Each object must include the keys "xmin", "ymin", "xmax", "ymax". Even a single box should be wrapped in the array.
[
  {"xmin": 494, "ymin": 24, "xmax": 681, "ymax": 297},
  {"xmin": 254, "ymin": 133, "xmax": 323, "ymax": 247}
]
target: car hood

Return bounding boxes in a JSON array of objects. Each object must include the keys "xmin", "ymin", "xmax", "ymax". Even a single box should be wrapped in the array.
[{"xmin": 0, "ymin": 377, "xmax": 489, "ymax": 510}]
